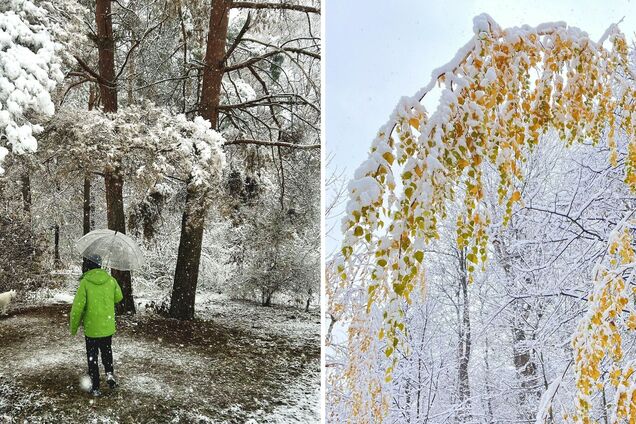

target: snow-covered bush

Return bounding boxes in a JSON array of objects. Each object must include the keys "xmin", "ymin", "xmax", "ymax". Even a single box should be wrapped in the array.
[{"xmin": 228, "ymin": 199, "xmax": 318, "ymax": 308}]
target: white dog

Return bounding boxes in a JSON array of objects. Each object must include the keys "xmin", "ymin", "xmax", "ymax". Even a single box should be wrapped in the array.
[{"xmin": 0, "ymin": 290, "xmax": 16, "ymax": 316}]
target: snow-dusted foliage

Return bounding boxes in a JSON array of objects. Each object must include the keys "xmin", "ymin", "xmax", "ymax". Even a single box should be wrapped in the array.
[
  {"xmin": 0, "ymin": 0, "xmax": 64, "ymax": 173},
  {"xmin": 329, "ymin": 13, "xmax": 636, "ymax": 423},
  {"xmin": 40, "ymin": 102, "xmax": 225, "ymax": 188}
]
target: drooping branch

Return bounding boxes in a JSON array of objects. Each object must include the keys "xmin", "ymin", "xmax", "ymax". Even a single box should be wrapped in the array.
[
  {"xmin": 224, "ymin": 139, "xmax": 320, "ymax": 149},
  {"xmin": 74, "ymin": 55, "xmax": 113, "ymax": 88},
  {"xmin": 224, "ymin": 47, "xmax": 320, "ymax": 72},
  {"xmin": 218, "ymin": 93, "xmax": 319, "ymax": 112},
  {"xmin": 231, "ymin": 2, "xmax": 320, "ymax": 14},
  {"xmin": 60, "ymin": 78, "xmax": 93, "ymax": 105},
  {"xmin": 242, "ymin": 37, "xmax": 321, "ymax": 57}
]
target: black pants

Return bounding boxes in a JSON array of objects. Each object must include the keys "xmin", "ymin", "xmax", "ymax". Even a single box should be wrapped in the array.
[{"xmin": 85, "ymin": 336, "xmax": 114, "ymax": 390}]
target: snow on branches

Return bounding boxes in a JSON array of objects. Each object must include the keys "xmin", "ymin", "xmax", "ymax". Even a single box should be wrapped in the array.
[
  {"xmin": 41, "ymin": 102, "xmax": 225, "ymax": 189},
  {"xmin": 572, "ymin": 220, "xmax": 636, "ymax": 422},
  {"xmin": 335, "ymin": 13, "xmax": 636, "ymax": 422},
  {"xmin": 0, "ymin": 0, "xmax": 64, "ymax": 173}
]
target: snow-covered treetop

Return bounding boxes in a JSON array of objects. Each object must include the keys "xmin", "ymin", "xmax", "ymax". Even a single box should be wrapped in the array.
[
  {"xmin": 0, "ymin": 0, "xmax": 65, "ymax": 173},
  {"xmin": 334, "ymin": 13, "xmax": 636, "ymax": 422}
]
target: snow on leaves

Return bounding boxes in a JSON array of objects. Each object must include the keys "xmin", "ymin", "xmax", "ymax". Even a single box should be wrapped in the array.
[
  {"xmin": 0, "ymin": 0, "xmax": 64, "ymax": 173},
  {"xmin": 572, "ymin": 223, "xmax": 636, "ymax": 422},
  {"xmin": 336, "ymin": 13, "xmax": 636, "ymax": 422}
]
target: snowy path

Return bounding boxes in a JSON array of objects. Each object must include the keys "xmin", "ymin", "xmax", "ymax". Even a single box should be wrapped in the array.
[{"xmin": 0, "ymin": 298, "xmax": 319, "ymax": 423}]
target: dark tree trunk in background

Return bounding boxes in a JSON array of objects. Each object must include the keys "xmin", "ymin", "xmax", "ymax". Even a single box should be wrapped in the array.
[
  {"xmin": 105, "ymin": 172, "xmax": 135, "ymax": 314},
  {"xmin": 83, "ymin": 87, "xmax": 97, "ymax": 274},
  {"xmin": 95, "ymin": 0, "xmax": 135, "ymax": 314},
  {"xmin": 82, "ymin": 176, "xmax": 93, "ymax": 273},
  {"xmin": 21, "ymin": 172, "xmax": 31, "ymax": 215},
  {"xmin": 169, "ymin": 0, "xmax": 231, "ymax": 320},
  {"xmin": 21, "ymin": 171, "xmax": 34, "ymax": 257},
  {"xmin": 54, "ymin": 224, "xmax": 61, "ymax": 266},
  {"xmin": 305, "ymin": 294, "xmax": 311, "ymax": 312},
  {"xmin": 262, "ymin": 290, "xmax": 273, "ymax": 307}
]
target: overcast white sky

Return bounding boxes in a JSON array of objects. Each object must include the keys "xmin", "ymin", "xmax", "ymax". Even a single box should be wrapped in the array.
[{"xmin": 325, "ymin": 0, "xmax": 636, "ymax": 249}]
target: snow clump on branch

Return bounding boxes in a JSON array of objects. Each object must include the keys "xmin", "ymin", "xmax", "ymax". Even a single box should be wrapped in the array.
[{"xmin": 0, "ymin": 0, "xmax": 64, "ymax": 173}]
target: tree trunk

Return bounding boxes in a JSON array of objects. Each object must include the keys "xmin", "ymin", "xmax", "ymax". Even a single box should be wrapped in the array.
[
  {"xmin": 105, "ymin": 172, "xmax": 135, "ymax": 314},
  {"xmin": 95, "ymin": 0, "xmax": 135, "ymax": 314},
  {"xmin": 305, "ymin": 293, "xmax": 311, "ymax": 312},
  {"xmin": 169, "ymin": 186, "xmax": 207, "ymax": 320},
  {"xmin": 82, "ymin": 176, "xmax": 93, "ymax": 273},
  {"xmin": 198, "ymin": 0, "xmax": 231, "ymax": 128},
  {"xmin": 494, "ymin": 236, "xmax": 540, "ymax": 420},
  {"xmin": 512, "ymin": 298, "xmax": 540, "ymax": 417},
  {"xmin": 481, "ymin": 301, "xmax": 495, "ymax": 423},
  {"xmin": 262, "ymin": 290, "xmax": 273, "ymax": 307},
  {"xmin": 82, "ymin": 93, "xmax": 95, "ymax": 274},
  {"xmin": 456, "ymin": 248, "xmax": 472, "ymax": 423},
  {"xmin": 54, "ymin": 224, "xmax": 61, "ymax": 266},
  {"xmin": 21, "ymin": 172, "xmax": 31, "ymax": 215},
  {"xmin": 21, "ymin": 171, "xmax": 34, "ymax": 256},
  {"xmin": 95, "ymin": 0, "xmax": 117, "ymax": 113},
  {"xmin": 169, "ymin": 0, "xmax": 230, "ymax": 320}
]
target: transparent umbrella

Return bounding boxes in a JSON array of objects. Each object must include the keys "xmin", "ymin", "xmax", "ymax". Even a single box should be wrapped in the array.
[{"xmin": 75, "ymin": 229, "xmax": 144, "ymax": 271}]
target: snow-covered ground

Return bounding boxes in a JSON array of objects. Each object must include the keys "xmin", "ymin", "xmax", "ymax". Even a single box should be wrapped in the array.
[{"xmin": 0, "ymin": 277, "xmax": 320, "ymax": 423}]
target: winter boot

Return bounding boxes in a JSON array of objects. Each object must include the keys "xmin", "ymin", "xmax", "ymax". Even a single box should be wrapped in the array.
[{"xmin": 106, "ymin": 372, "xmax": 118, "ymax": 390}]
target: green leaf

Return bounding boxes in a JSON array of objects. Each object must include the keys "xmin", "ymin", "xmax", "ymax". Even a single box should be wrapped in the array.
[{"xmin": 414, "ymin": 251, "xmax": 424, "ymax": 263}]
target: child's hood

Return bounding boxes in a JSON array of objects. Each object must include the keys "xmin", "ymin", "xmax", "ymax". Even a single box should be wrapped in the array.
[{"xmin": 83, "ymin": 268, "xmax": 111, "ymax": 285}]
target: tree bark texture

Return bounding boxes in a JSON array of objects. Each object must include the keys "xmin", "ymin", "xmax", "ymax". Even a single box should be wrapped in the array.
[
  {"xmin": 169, "ymin": 187, "xmax": 209, "ymax": 319},
  {"xmin": 169, "ymin": 0, "xmax": 231, "ymax": 320},
  {"xmin": 96, "ymin": 0, "xmax": 135, "ymax": 314},
  {"xmin": 82, "ymin": 176, "xmax": 93, "ymax": 273}
]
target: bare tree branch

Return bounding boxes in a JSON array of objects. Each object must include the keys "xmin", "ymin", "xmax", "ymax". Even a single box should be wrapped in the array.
[
  {"xmin": 218, "ymin": 93, "xmax": 319, "ymax": 112},
  {"xmin": 74, "ymin": 55, "xmax": 114, "ymax": 88},
  {"xmin": 222, "ymin": 12, "xmax": 252, "ymax": 63},
  {"xmin": 225, "ymin": 47, "xmax": 319, "ymax": 72}
]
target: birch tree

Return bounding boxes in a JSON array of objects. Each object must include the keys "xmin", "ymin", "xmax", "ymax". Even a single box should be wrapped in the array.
[{"xmin": 330, "ymin": 14, "xmax": 636, "ymax": 422}]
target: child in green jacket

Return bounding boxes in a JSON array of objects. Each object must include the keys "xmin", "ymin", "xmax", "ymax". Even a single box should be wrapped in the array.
[{"xmin": 70, "ymin": 257, "xmax": 123, "ymax": 397}]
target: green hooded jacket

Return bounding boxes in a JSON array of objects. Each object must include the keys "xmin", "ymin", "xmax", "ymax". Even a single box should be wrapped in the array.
[{"xmin": 70, "ymin": 268, "xmax": 123, "ymax": 338}]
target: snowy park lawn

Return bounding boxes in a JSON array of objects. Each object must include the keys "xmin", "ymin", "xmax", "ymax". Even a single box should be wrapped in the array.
[{"xmin": 0, "ymin": 290, "xmax": 320, "ymax": 423}]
